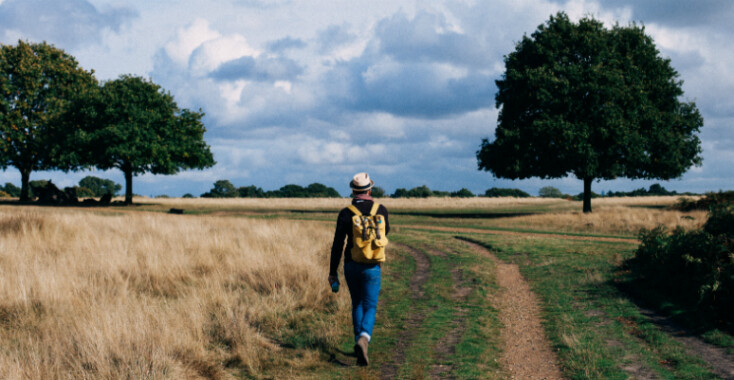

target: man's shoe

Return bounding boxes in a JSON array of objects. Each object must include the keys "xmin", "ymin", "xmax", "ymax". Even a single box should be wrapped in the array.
[{"xmin": 355, "ymin": 336, "xmax": 369, "ymax": 366}]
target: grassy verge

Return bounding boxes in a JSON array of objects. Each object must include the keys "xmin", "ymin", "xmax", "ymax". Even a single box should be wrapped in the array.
[{"xmin": 461, "ymin": 234, "xmax": 722, "ymax": 379}]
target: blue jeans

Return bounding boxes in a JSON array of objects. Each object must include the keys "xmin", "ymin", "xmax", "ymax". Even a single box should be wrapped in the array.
[{"xmin": 344, "ymin": 260, "xmax": 381, "ymax": 342}]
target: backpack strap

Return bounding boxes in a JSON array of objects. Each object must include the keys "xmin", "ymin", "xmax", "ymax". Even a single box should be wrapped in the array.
[
  {"xmin": 369, "ymin": 202, "xmax": 380, "ymax": 216},
  {"xmin": 347, "ymin": 204, "xmax": 362, "ymax": 216}
]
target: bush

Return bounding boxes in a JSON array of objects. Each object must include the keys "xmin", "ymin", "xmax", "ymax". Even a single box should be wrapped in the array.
[
  {"xmin": 29, "ymin": 180, "xmax": 50, "ymax": 197},
  {"xmin": 1, "ymin": 182, "xmax": 21, "ymax": 197},
  {"xmin": 237, "ymin": 185, "xmax": 264, "ymax": 198},
  {"xmin": 371, "ymin": 186, "xmax": 386, "ymax": 198},
  {"xmin": 79, "ymin": 176, "xmax": 122, "ymax": 197},
  {"xmin": 674, "ymin": 190, "xmax": 734, "ymax": 211},
  {"xmin": 0, "ymin": 190, "xmax": 10, "ymax": 198},
  {"xmin": 201, "ymin": 180, "xmax": 238, "ymax": 198},
  {"xmin": 391, "ymin": 185, "xmax": 432, "ymax": 198},
  {"xmin": 630, "ymin": 203, "xmax": 734, "ymax": 321},
  {"xmin": 606, "ymin": 184, "xmax": 678, "ymax": 197},
  {"xmin": 75, "ymin": 186, "xmax": 95, "ymax": 198},
  {"xmin": 538, "ymin": 186, "xmax": 563, "ymax": 198},
  {"xmin": 182, "ymin": 193, "xmax": 194, "ymax": 198},
  {"xmin": 571, "ymin": 191, "xmax": 600, "ymax": 201},
  {"xmin": 484, "ymin": 187, "xmax": 530, "ymax": 197},
  {"xmin": 451, "ymin": 188, "xmax": 475, "ymax": 197}
]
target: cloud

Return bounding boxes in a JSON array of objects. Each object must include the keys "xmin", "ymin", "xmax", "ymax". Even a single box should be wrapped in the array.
[
  {"xmin": 596, "ymin": 0, "xmax": 734, "ymax": 27},
  {"xmin": 234, "ymin": 0, "xmax": 293, "ymax": 9},
  {"xmin": 0, "ymin": 0, "xmax": 136, "ymax": 47},
  {"xmin": 375, "ymin": 11, "xmax": 494, "ymax": 68},
  {"xmin": 326, "ymin": 57, "xmax": 495, "ymax": 118},
  {"xmin": 267, "ymin": 36, "xmax": 306, "ymax": 52},
  {"xmin": 209, "ymin": 55, "xmax": 303, "ymax": 82},
  {"xmin": 316, "ymin": 24, "xmax": 357, "ymax": 53}
]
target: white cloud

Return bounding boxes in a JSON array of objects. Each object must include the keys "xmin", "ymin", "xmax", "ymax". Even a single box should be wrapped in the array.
[
  {"xmin": 163, "ymin": 19, "xmax": 222, "ymax": 66},
  {"xmin": 297, "ymin": 140, "xmax": 387, "ymax": 165},
  {"xmin": 189, "ymin": 34, "xmax": 259, "ymax": 76}
]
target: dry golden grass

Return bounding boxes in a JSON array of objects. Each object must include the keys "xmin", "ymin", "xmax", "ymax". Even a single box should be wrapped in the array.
[
  {"xmin": 138, "ymin": 196, "xmax": 569, "ymax": 213},
  {"xmin": 144, "ymin": 194, "xmax": 696, "ymax": 211},
  {"xmin": 0, "ymin": 206, "xmax": 346, "ymax": 379},
  {"xmin": 491, "ymin": 204, "xmax": 705, "ymax": 235}
]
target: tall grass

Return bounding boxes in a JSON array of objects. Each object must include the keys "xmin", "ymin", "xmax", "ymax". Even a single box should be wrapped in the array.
[
  {"xmin": 0, "ymin": 207, "xmax": 345, "ymax": 379},
  {"xmin": 494, "ymin": 206, "xmax": 706, "ymax": 235}
]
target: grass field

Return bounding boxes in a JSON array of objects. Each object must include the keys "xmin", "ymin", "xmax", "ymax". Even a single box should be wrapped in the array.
[{"xmin": 0, "ymin": 195, "xmax": 730, "ymax": 379}]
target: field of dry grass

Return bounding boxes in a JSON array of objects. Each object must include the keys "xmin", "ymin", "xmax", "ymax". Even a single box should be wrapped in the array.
[
  {"xmin": 0, "ymin": 195, "xmax": 707, "ymax": 378},
  {"xmin": 487, "ymin": 205, "xmax": 706, "ymax": 235},
  {"xmin": 133, "ymin": 195, "xmax": 569, "ymax": 213},
  {"xmin": 0, "ymin": 206, "xmax": 345, "ymax": 379}
]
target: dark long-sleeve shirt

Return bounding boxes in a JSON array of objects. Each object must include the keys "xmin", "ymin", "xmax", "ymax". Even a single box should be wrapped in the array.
[{"xmin": 329, "ymin": 198, "xmax": 390, "ymax": 276}]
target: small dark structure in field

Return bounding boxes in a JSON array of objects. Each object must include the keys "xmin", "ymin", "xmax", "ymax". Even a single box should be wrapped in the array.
[{"xmin": 35, "ymin": 181, "xmax": 78, "ymax": 205}]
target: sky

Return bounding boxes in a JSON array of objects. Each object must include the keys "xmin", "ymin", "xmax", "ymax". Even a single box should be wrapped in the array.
[{"xmin": 1, "ymin": 0, "xmax": 733, "ymax": 197}]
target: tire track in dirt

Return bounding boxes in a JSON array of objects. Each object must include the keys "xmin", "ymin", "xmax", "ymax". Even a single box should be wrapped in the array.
[
  {"xmin": 428, "ymin": 246, "xmax": 473, "ymax": 380},
  {"xmin": 462, "ymin": 240, "xmax": 564, "ymax": 380},
  {"xmin": 380, "ymin": 243, "xmax": 431, "ymax": 379},
  {"xmin": 403, "ymin": 225, "xmax": 638, "ymax": 244}
]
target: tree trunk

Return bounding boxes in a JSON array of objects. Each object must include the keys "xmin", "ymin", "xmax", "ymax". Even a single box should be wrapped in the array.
[
  {"xmin": 124, "ymin": 169, "xmax": 134, "ymax": 205},
  {"xmin": 583, "ymin": 177, "xmax": 593, "ymax": 213},
  {"xmin": 19, "ymin": 168, "xmax": 31, "ymax": 202}
]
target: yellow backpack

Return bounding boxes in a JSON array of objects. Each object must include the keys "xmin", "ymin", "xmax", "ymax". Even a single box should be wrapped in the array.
[{"xmin": 347, "ymin": 203, "xmax": 388, "ymax": 264}]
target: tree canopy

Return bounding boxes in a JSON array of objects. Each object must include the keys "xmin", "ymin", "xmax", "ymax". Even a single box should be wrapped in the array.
[
  {"xmin": 78, "ymin": 175, "xmax": 122, "ymax": 197},
  {"xmin": 0, "ymin": 40, "xmax": 97, "ymax": 201},
  {"xmin": 74, "ymin": 75, "xmax": 215, "ymax": 204},
  {"xmin": 477, "ymin": 13, "xmax": 703, "ymax": 212}
]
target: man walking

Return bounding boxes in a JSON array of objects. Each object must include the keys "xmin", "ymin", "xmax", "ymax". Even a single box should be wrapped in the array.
[{"xmin": 329, "ymin": 172, "xmax": 390, "ymax": 366}]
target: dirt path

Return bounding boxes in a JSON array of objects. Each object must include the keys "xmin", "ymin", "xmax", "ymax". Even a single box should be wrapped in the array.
[
  {"xmin": 403, "ymin": 225, "xmax": 638, "ymax": 244},
  {"xmin": 464, "ymin": 240, "xmax": 564, "ymax": 379},
  {"xmin": 380, "ymin": 244, "xmax": 432, "ymax": 379},
  {"xmin": 638, "ymin": 308, "xmax": 734, "ymax": 379}
]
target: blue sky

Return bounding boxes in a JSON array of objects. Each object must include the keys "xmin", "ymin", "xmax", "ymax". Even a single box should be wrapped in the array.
[{"xmin": 1, "ymin": 0, "xmax": 732, "ymax": 197}]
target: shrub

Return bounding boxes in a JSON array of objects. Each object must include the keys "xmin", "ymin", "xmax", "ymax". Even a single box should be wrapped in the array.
[
  {"xmin": 538, "ymin": 186, "xmax": 563, "ymax": 198},
  {"xmin": 451, "ymin": 188, "xmax": 475, "ymax": 197},
  {"xmin": 371, "ymin": 186, "xmax": 386, "ymax": 198},
  {"xmin": 674, "ymin": 190, "xmax": 734, "ymax": 211},
  {"xmin": 1, "ymin": 183, "xmax": 20, "ymax": 197},
  {"xmin": 571, "ymin": 191, "xmax": 600, "ymax": 201},
  {"xmin": 75, "ymin": 186, "xmax": 95, "ymax": 198},
  {"xmin": 182, "ymin": 193, "xmax": 194, "ymax": 198},
  {"xmin": 606, "ymin": 184, "xmax": 678, "ymax": 197},
  {"xmin": 237, "ymin": 185, "xmax": 265, "ymax": 198},
  {"xmin": 79, "ymin": 176, "xmax": 122, "ymax": 196},
  {"xmin": 0, "ymin": 190, "xmax": 10, "ymax": 198},
  {"xmin": 391, "ymin": 185, "xmax": 432, "ymax": 198},
  {"xmin": 484, "ymin": 187, "xmax": 530, "ymax": 197},
  {"xmin": 630, "ymin": 203, "xmax": 734, "ymax": 321},
  {"xmin": 201, "ymin": 180, "xmax": 238, "ymax": 198}
]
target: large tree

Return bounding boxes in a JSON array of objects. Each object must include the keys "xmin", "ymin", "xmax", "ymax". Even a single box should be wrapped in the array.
[
  {"xmin": 76, "ymin": 75, "xmax": 215, "ymax": 204},
  {"xmin": 0, "ymin": 40, "xmax": 97, "ymax": 201},
  {"xmin": 477, "ymin": 13, "xmax": 703, "ymax": 212}
]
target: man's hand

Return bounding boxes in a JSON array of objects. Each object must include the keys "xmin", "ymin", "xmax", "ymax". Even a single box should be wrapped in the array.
[{"xmin": 328, "ymin": 274, "xmax": 337, "ymax": 285}]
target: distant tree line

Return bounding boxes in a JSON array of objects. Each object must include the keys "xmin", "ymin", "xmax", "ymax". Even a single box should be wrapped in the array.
[
  {"xmin": 534, "ymin": 183, "xmax": 692, "ymax": 200},
  {"xmin": 390, "ymin": 185, "xmax": 475, "ymax": 198},
  {"xmin": 201, "ymin": 180, "xmax": 342, "ymax": 198},
  {"xmin": 0, "ymin": 176, "xmax": 121, "ymax": 199}
]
